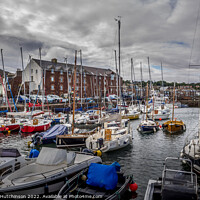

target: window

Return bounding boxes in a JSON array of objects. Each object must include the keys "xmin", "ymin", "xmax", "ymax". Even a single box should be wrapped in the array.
[
  {"xmin": 76, "ymin": 86, "xmax": 79, "ymax": 90},
  {"xmin": 51, "ymin": 85, "xmax": 54, "ymax": 90},
  {"xmin": 76, "ymin": 78, "xmax": 79, "ymax": 83},
  {"xmin": 68, "ymin": 71, "xmax": 72, "ymax": 75},
  {"xmin": 31, "ymin": 69, "xmax": 33, "ymax": 74},
  {"xmin": 60, "ymin": 85, "xmax": 63, "ymax": 90},
  {"xmin": 31, "ymin": 76, "xmax": 33, "ymax": 81},
  {"xmin": 69, "ymin": 77, "xmax": 71, "ymax": 83},
  {"xmin": 69, "ymin": 85, "xmax": 71, "ymax": 92},
  {"xmin": 51, "ymin": 76, "xmax": 54, "ymax": 82},
  {"xmin": 51, "ymin": 68, "xmax": 54, "ymax": 74},
  {"xmin": 111, "ymin": 74, "xmax": 114, "ymax": 80},
  {"xmin": 60, "ymin": 77, "xmax": 63, "ymax": 82},
  {"xmin": 60, "ymin": 70, "xmax": 63, "ymax": 75},
  {"xmin": 36, "ymin": 70, "xmax": 38, "ymax": 74}
]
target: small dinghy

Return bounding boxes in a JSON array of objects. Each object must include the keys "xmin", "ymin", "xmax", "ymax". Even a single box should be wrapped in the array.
[
  {"xmin": 58, "ymin": 162, "xmax": 137, "ymax": 199},
  {"xmin": 0, "ymin": 147, "xmax": 102, "ymax": 196},
  {"xmin": 0, "ymin": 148, "xmax": 35, "ymax": 180}
]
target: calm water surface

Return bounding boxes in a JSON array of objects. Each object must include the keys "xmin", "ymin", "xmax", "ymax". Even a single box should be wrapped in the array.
[{"xmin": 0, "ymin": 108, "xmax": 199, "ymax": 200}]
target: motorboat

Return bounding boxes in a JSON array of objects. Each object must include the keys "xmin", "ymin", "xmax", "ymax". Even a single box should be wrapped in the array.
[
  {"xmin": 58, "ymin": 162, "xmax": 137, "ymax": 199},
  {"xmin": 0, "ymin": 147, "xmax": 102, "ymax": 196},
  {"xmin": 144, "ymin": 157, "xmax": 198, "ymax": 200},
  {"xmin": 0, "ymin": 148, "xmax": 35, "ymax": 180}
]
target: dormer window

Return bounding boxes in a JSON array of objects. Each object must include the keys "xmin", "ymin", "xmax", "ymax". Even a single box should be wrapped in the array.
[{"xmin": 51, "ymin": 68, "xmax": 54, "ymax": 74}]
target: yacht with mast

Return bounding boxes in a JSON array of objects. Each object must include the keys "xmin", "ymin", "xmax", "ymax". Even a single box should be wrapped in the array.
[
  {"xmin": 137, "ymin": 83, "xmax": 159, "ymax": 134},
  {"xmin": 162, "ymin": 83, "xmax": 186, "ymax": 134}
]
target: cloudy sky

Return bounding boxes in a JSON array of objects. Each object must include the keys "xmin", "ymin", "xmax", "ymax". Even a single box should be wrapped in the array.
[{"xmin": 0, "ymin": 0, "xmax": 200, "ymax": 83}]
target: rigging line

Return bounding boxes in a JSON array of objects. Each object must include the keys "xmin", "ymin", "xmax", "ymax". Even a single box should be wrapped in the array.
[
  {"xmin": 188, "ymin": 0, "xmax": 200, "ymax": 83},
  {"xmin": 109, "ymin": 28, "xmax": 118, "ymax": 71}
]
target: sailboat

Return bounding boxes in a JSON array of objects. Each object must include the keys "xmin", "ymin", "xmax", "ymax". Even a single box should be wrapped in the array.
[
  {"xmin": 122, "ymin": 58, "xmax": 140, "ymax": 120},
  {"xmin": 162, "ymin": 83, "xmax": 186, "ymax": 134},
  {"xmin": 137, "ymin": 83, "xmax": 159, "ymax": 134},
  {"xmin": 56, "ymin": 50, "xmax": 97, "ymax": 148}
]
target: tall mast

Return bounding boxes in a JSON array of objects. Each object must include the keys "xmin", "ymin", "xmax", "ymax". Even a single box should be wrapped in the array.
[
  {"xmin": 140, "ymin": 62, "xmax": 143, "ymax": 98},
  {"xmin": 29, "ymin": 55, "xmax": 31, "ymax": 111},
  {"xmin": 104, "ymin": 73, "xmax": 106, "ymax": 107},
  {"xmin": 79, "ymin": 50, "xmax": 83, "ymax": 108},
  {"xmin": 161, "ymin": 61, "xmax": 164, "ymax": 89},
  {"xmin": 72, "ymin": 50, "xmax": 77, "ymax": 135},
  {"xmin": 20, "ymin": 47, "xmax": 26, "ymax": 112},
  {"xmin": 115, "ymin": 16, "xmax": 121, "ymax": 113},
  {"xmin": 65, "ymin": 57, "xmax": 71, "ymax": 108},
  {"xmin": 114, "ymin": 50, "xmax": 118, "ymax": 105},
  {"xmin": 146, "ymin": 83, "xmax": 148, "ymax": 121},
  {"xmin": 0, "ymin": 49, "xmax": 8, "ymax": 110},
  {"xmin": 131, "ymin": 58, "xmax": 134, "ymax": 105},
  {"xmin": 172, "ymin": 82, "xmax": 175, "ymax": 121},
  {"xmin": 39, "ymin": 48, "xmax": 44, "ymax": 111},
  {"xmin": 147, "ymin": 57, "xmax": 152, "ymax": 90}
]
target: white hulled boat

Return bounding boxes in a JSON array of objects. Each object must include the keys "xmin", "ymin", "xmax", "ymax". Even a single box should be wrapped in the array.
[{"xmin": 0, "ymin": 147, "xmax": 102, "ymax": 195}]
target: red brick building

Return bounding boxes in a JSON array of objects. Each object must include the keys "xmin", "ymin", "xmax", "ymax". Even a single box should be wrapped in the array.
[{"xmin": 22, "ymin": 58, "xmax": 122, "ymax": 98}]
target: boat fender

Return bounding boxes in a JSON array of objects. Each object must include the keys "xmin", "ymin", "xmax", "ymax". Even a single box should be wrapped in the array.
[
  {"xmin": 29, "ymin": 149, "xmax": 39, "ymax": 158},
  {"xmin": 129, "ymin": 182, "xmax": 138, "ymax": 192},
  {"xmin": 27, "ymin": 141, "xmax": 32, "ymax": 148},
  {"xmin": 81, "ymin": 175, "xmax": 87, "ymax": 181},
  {"xmin": 94, "ymin": 150, "xmax": 102, "ymax": 157},
  {"xmin": 30, "ymin": 143, "xmax": 34, "ymax": 148},
  {"xmin": 153, "ymin": 127, "xmax": 156, "ymax": 133},
  {"xmin": 118, "ymin": 139, "xmax": 120, "ymax": 145}
]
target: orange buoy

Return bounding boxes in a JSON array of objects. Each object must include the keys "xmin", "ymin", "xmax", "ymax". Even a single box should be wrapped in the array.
[
  {"xmin": 129, "ymin": 183, "xmax": 138, "ymax": 192},
  {"xmin": 5, "ymin": 127, "xmax": 9, "ymax": 131}
]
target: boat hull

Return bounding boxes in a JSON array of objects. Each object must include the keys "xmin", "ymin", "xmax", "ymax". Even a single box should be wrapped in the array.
[
  {"xmin": 0, "ymin": 156, "xmax": 101, "ymax": 196},
  {"xmin": 56, "ymin": 136, "xmax": 88, "ymax": 148},
  {"xmin": 0, "ymin": 124, "xmax": 20, "ymax": 132},
  {"xmin": 21, "ymin": 123, "xmax": 51, "ymax": 133},
  {"xmin": 122, "ymin": 114, "xmax": 139, "ymax": 120},
  {"xmin": 162, "ymin": 120, "xmax": 186, "ymax": 134}
]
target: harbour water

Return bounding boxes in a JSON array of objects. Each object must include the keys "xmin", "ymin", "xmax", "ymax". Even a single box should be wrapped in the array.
[{"xmin": 0, "ymin": 107, "xmax": 199, "ymax": 200}]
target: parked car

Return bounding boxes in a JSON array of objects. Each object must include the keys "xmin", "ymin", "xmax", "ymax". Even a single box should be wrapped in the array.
[
  {"xmin": 46, "ymin": 95, "xmax": 54, "ymax": 103},
  {"xmin": 48, "ymin": 95, "xmax": 63, "ymax": 103}
]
